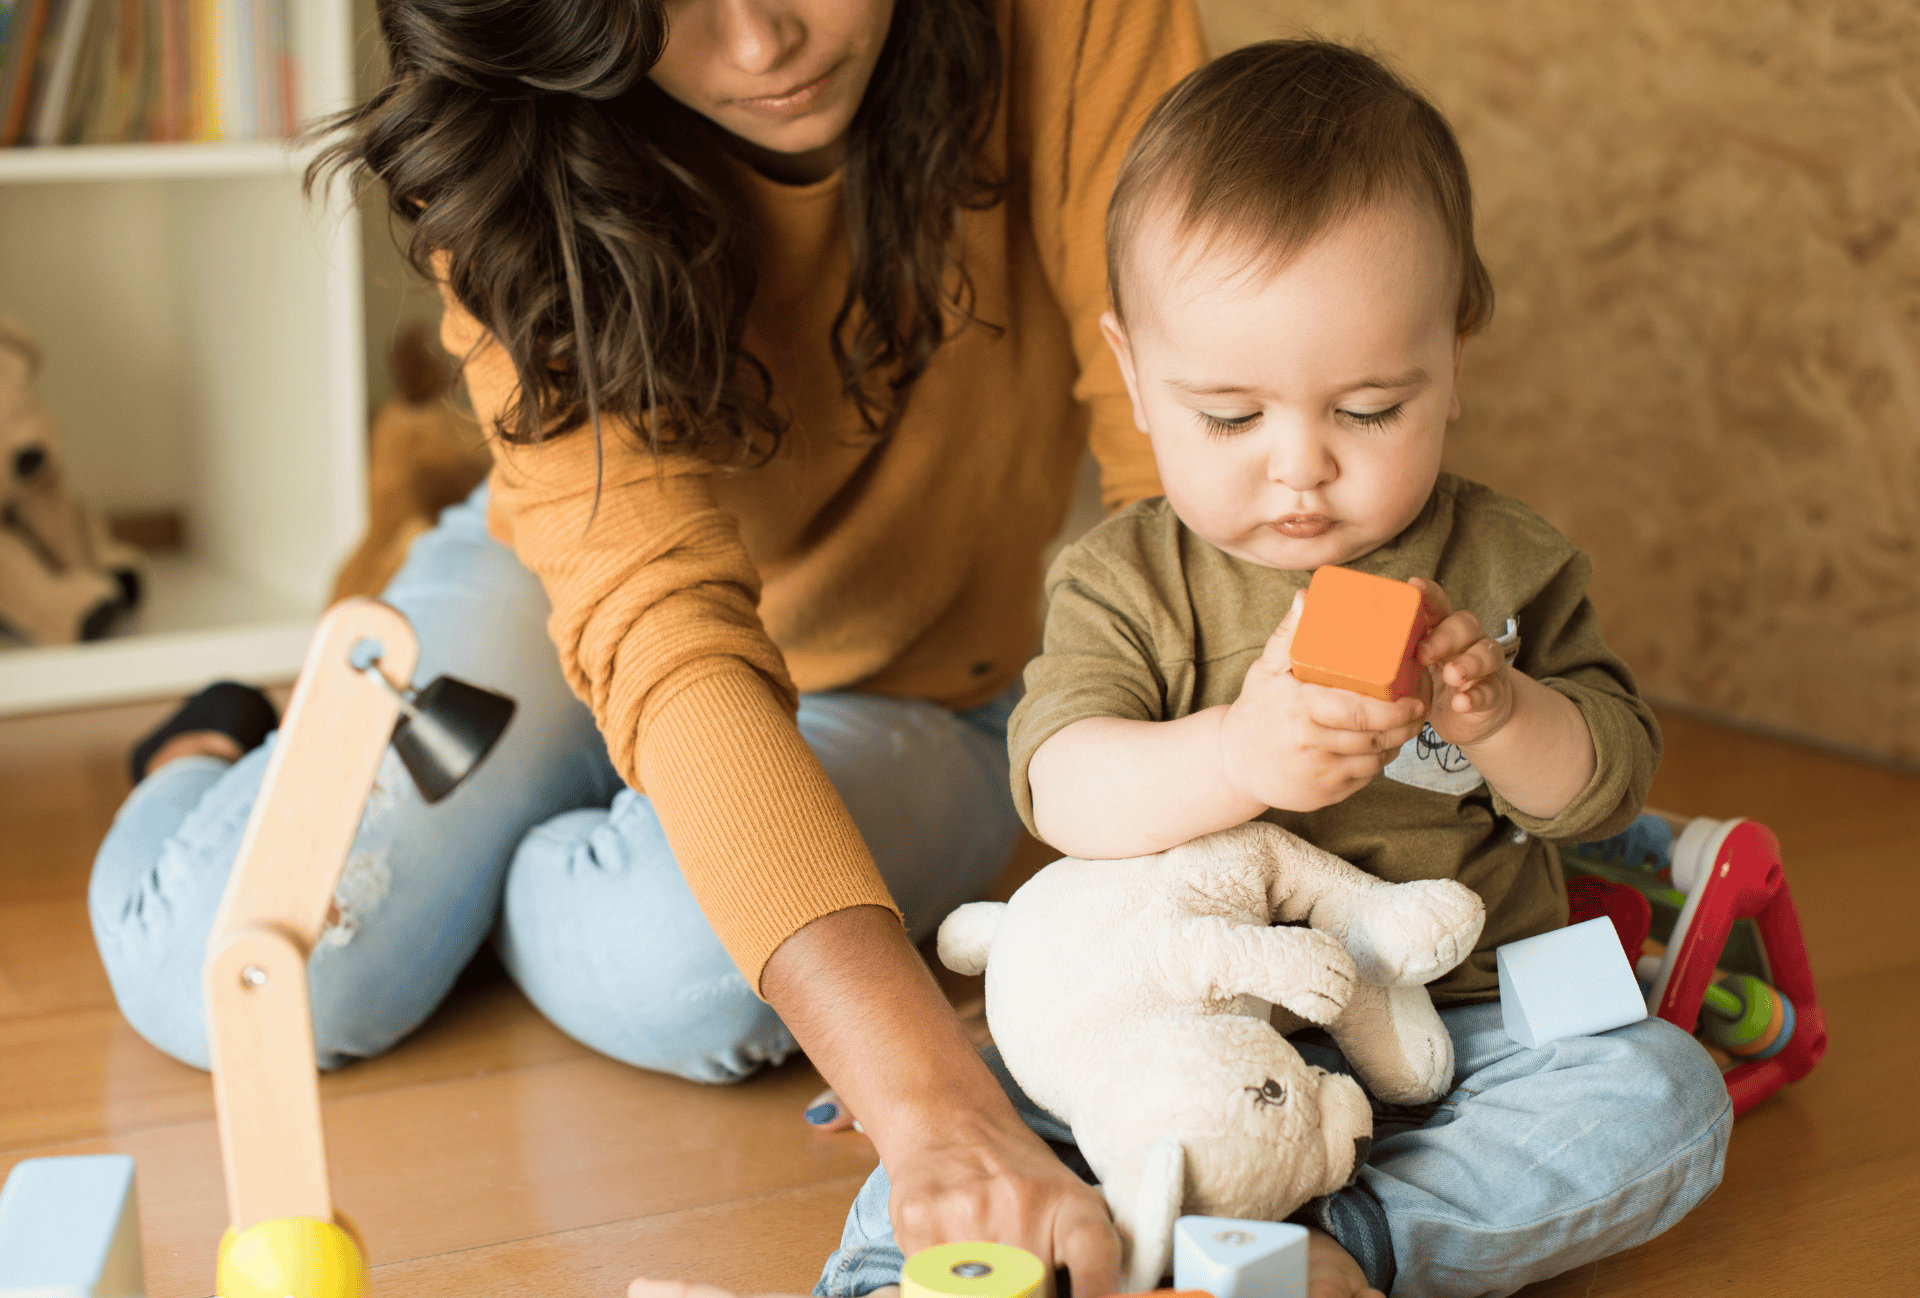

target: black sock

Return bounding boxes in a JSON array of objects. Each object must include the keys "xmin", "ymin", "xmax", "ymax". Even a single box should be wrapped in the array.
[
  {"xmin": 128, "ymin": 681, "xmax": 279, "ymax": 784},
  {"xmin": 1292, "ymin": 1178, "xmax": 1397, "ymax": 1294}
]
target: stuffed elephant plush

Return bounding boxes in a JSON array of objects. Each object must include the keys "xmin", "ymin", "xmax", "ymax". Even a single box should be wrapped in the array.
[{"xmin": 937, "ymin": 821, "xmax": 1485, "ymax": 1291}]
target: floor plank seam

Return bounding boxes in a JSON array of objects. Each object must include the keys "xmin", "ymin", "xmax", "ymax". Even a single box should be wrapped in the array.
[{"xmin": 363, "ymin": 1172, "xmax": 875, "ymax": 1271}]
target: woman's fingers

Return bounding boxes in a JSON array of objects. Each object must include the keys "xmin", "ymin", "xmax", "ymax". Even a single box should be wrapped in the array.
[
  {"xmin": 803, "ymin": 1088, "xmax": 859, "ymax": 1132},
  {"xmin": 1053, "ymin": 1207, "xmax": 1121, "ymax": 1298}
]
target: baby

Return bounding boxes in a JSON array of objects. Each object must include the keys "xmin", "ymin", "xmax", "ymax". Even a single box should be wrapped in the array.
[
  {"xmin": 1004, "ymin": 40, "xmax": 1730, "ymax": 1298},
  {"xmin": 636, "ymin": 39, "xmax": 1733, "ymax": 1298}
]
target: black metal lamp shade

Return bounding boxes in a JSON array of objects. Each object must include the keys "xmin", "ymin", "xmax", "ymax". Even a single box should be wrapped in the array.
[{"xmin": 389, "ymin": 676, "xmax": 516, "ymax": 804}]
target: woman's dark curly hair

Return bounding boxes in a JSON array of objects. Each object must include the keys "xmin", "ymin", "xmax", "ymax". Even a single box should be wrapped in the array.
[{"xmin": 308, "ymin": 0, "xmax": 1002, "ymax": 462}]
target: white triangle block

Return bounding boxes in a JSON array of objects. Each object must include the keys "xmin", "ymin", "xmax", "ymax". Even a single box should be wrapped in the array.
[
  {"xmin": 1497, "ymin": 917, "xmax": 1648, "ymax": 1049},
  {"xmin": 0, "ymin": 1155, "xmax": 145, "ymax": 1297},
  {"xmin": 1172, "ymin": 1215, "xmax": 1307, "ymax": 1298}
]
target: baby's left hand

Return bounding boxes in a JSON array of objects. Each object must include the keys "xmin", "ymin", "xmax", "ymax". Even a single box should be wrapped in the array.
[{"xmin": 1409, "ymin": 578, "xmax": 1513, "ymax": 748}]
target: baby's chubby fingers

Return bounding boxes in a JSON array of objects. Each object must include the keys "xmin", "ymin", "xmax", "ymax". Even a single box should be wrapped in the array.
[
  {"xmin": 1312, "ymin": 715, "xmax": 1425, "ymax": 759},
  {"xmin": 1439, "ymin": 636, "xmax": 1505, "ymax": 694},
  {"xmin": 1408, "ymin": 576, "xmax": 1453, "ymax": 624},
  {"xmin": 1420, "ymin": 614, "xmax": 1488, "ymax": 671},
  {"xmin": 1302, "ymin": 679, "xmax": 1426, "ymax": 738},
  {"xmin": 1257, "ymin": 589, "xmax": 1309, "ymax": 668},
  {"xmin": 1408, "ymin": 579, "xmax": 1482, "ymax": 663}
]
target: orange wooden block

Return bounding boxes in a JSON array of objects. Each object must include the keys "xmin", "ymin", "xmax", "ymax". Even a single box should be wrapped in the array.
[{"xmin": 1288, "ymin": 565, "xmax": 1425, "ymax": 701}]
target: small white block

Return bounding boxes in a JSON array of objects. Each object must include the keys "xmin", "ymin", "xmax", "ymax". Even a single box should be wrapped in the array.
[
  {"xmin": 1498, "ymin": 917, "xmax": 1648, "ymax": 1048},
  {"xmin": 0, "ymin": 1155, "xmax": 145, "ymax": 1298},
  {"xmin": 1172, "ymin": 1215, "xmax": 1307, "ymax": 1298}
]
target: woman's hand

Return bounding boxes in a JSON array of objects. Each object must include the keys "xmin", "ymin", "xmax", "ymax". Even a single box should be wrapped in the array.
[
  {"xmin": 885, "ymin": 1108, "xmax": 1118, "ymax": 1295},
  {"xmin": 762, "ymin": 906, "xmax": 1120, "ymax": 1298}
]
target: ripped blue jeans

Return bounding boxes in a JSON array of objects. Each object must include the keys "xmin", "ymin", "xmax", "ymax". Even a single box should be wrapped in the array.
[
  {"xmin": 817, "ymin": 1007, "xmax": 1731, "ymax": 1298},
  {"xmin": 88, "ymin": 483, "xmax": 1024, "ymax": 1080}
]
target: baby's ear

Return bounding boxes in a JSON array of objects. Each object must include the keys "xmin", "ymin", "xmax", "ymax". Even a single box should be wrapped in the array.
[{"xmin": 1099, "ymin": 311, "xmax": 1151, "ymax": 435}]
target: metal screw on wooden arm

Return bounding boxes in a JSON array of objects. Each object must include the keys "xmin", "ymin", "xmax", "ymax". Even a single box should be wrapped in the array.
[{"xmin": 202, "ymin": 598, "xmax": 419, "ymax": 1235}]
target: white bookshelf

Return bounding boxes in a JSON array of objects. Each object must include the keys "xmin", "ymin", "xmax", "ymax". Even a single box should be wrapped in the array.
[{"xmin": 0, "ymin": 0, "xmax": 365, "ymax": 715}]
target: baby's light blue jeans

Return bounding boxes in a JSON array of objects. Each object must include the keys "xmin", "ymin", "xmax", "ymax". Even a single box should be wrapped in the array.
[
  {"xmin": 816, "ymin": 1009, "xmax": 1732, "ymax": 1298},
  {"xmin": 88, "ymin": 485, "xmax": 1023, "ymax": 1079}
]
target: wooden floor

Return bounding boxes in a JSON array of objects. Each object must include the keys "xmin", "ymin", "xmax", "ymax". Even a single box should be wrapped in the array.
[{"xmin": 1, "ymin": 699, "xmax": 1914, "ymax": 1296}]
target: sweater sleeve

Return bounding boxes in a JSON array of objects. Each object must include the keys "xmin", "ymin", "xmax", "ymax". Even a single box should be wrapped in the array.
[
  {"xmin": 1014, "ymin": 0, "xmax": 1206, "ymax": 511},
  {"xmin": 1007, "ymin": 521, "xmax": 1172, "ymax": 839},
  {"xmin": 1497, "ymin": 551, "xmax": 1663, "ymax": 845},
  {"xmin": 442, "ymin": 297, "xmax": 899, "ymax": 990}
]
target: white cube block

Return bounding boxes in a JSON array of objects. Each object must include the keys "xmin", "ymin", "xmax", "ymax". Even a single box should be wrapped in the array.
[
  {"xmin": 1173, "ymin": 1215, "xmax": 1307, "ymax": 1298},
  {"xmin": 0, "ymin": 1155, "xmax": 145, "ymax": 1298},
  {"xmin": 1498, "ymin": 917, "xmax": 1647, "ymax": 1048}
]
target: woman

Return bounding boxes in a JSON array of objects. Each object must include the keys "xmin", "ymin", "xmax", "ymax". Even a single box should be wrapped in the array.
[{"xmin": 90, "ymin": 0, "xmax": 1205, "ymax": 1290}]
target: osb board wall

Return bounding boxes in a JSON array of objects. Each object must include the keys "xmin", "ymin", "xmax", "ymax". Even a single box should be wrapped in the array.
[{"xmin": 1196, "ymin": 0, "xmax": 1920, "ymax": 765}]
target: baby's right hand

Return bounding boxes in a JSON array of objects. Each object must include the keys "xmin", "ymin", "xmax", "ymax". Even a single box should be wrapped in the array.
[{"xmin": 1219, "ymin": 592, "xmax": 1428, "ymax": 813}]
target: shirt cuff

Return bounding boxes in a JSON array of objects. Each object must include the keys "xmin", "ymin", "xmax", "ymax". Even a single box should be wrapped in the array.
[{"xmin": 636, "ymin": 663, "xmax": 901, "ymax": 993}]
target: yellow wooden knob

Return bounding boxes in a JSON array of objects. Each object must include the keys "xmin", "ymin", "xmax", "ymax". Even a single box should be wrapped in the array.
[
  {"xmin": 216, "ymin": 1216, "xmax": 369, "ymax": 1298},
  {"xmin": 901, "ymin": 1242, "xmax": 1046, "ymax": 1298}
]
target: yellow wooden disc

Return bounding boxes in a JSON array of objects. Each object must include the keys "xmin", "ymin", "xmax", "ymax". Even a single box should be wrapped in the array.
[
  {"xmin": 900, "ymin": 1241, "xmax": 1046, "ymax": 1298},
  {"xmin": 217, "ymin": 1216, "xmax": 369, "ymax": 1298}
]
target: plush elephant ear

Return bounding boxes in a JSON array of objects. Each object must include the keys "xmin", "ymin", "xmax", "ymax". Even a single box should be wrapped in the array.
[
  {"xmin": 1113, "ymin": 1136, "xmax": 1185, "ymax": 1293},
  {"xmin": 935, "ymin": 901, "xmax": 1006, "ymax": 976},
  {"xmin": 0, "ymin": 314, "xmax": 43, "ymax": 373}
]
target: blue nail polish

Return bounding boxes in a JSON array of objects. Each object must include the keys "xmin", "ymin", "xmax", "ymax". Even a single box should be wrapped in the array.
[{"xmin": 805, "ymin": 1103, "xmax": 838, "ymax": 1126}]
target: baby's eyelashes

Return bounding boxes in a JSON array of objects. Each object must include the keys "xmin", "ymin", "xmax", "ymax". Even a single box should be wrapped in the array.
[
  {"xmin": 1337, "ymin": 402, "xmax": 1406, "ymax": 427},
  {"xmin": 1197, "ymin": 409, "xmax": 1260, "ymax": 436}
]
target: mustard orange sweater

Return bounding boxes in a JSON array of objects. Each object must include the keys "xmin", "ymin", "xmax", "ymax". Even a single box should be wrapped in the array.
[{"xmin": 440, "ymin": 0, "xmax": 1207, "ymax": 988}]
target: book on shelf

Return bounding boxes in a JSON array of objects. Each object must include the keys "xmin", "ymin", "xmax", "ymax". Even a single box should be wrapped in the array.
[{"xmin": 0, "ymin": 0, "xmax": 295, "ymax": 147}]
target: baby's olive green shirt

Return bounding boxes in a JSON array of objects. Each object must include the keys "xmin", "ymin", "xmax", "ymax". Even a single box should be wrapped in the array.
[{"xmin": 1009, "ymin": 474, "xmax": 1661, "ymax": 1004}]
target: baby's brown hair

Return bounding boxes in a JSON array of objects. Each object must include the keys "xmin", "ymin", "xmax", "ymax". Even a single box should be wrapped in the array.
[{"xmin": 1107, "ymin": 40, "xmax": 1493, "ymax": 336}]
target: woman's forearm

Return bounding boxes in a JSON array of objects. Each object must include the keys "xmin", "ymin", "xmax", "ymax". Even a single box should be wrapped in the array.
[
  {"xmin": 761, "ymin": 904, "xmax": 1121, "ymax": 1296},
  {"xmin": 1026, "ymin": 711, "xmax": 1265, "ymax": 859},
  {"xmin": 761, "ymin": 905, "xmax": 1022, "ymax": 1153}
]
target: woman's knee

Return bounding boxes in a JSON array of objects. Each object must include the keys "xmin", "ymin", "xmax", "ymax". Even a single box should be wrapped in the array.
[{"xmin": 499, "ymin": 804, "xmax": 796, "ymax": 1084}]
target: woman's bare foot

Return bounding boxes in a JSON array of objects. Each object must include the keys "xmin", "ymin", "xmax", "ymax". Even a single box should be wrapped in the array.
[
  {"xmin": 1307, "ymin": 1227, "xmax": 1386, "ymax": 1298},
  {"xmin": 148, "ymin": 730, "xmax": 244, "ymax": 770}
]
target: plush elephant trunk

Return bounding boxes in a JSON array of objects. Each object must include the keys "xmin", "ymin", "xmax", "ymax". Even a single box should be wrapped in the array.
[
  {"xmin": 1318, "ymin": 1069, "xmax": 1374, "ymax": 1191},
  {"xmin": 1350, "ymin": 1134, "xmax": 1373, "ymax": 1183}
]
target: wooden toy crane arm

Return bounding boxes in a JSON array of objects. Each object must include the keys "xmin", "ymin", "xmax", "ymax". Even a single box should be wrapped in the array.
[{"xmin": 202, "ymin": 599, "xmax": 419, "ymax": 1234}]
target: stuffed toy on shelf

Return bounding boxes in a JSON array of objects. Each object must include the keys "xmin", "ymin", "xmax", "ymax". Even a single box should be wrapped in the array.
[
  {"xmin": 329, "ymin": 322, "xmax": 493, "ymax": 603},
  {"xmin": 0, "ymin": 314, "xmax": 144, "ymax": 646}
]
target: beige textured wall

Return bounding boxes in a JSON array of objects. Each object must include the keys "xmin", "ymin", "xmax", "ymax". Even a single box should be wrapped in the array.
[{"xmin": 1197, "ymin": 0, "xmax": 1920, "ymax": 765}]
